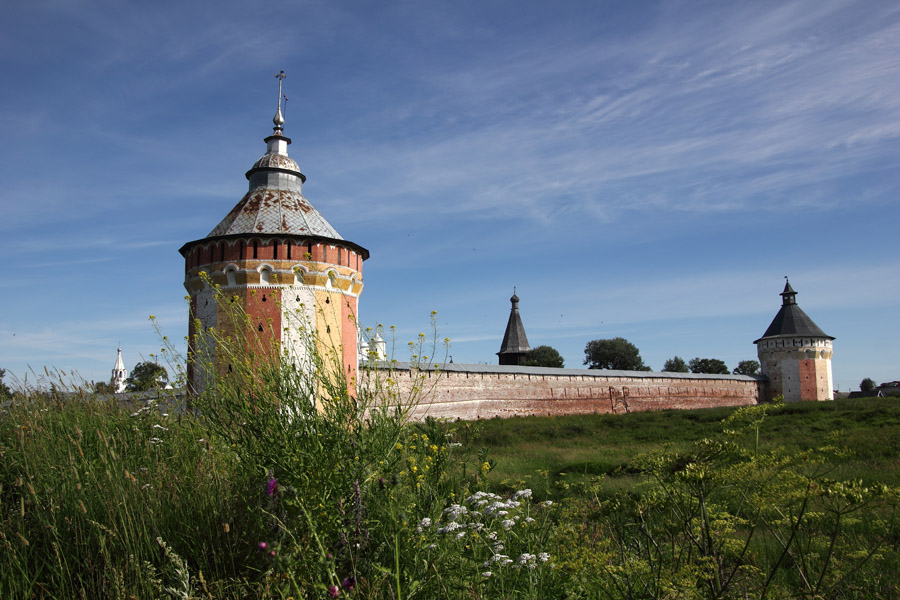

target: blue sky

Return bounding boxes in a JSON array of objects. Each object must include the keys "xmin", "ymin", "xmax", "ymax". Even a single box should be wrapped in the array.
[{"xmin": 1, "ymin": 0, "xmax": 898, "ymax": 392}]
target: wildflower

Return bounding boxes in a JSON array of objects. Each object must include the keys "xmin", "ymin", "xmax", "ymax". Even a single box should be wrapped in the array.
[
  {"xmin": 148, "ymin": 437, "xmax": 162, "ymax": 445},
  {"xmin": 437, "ymin": 522, "xmax": 462, "ymax": 534},
  {"xmin": 153, "ymin": 424, "xmax": 168, "ymax": 431},
  {"xmin": 524, "ymin": 517, "xmax": 535, "ymax": 524},
  {"xmin": 259, "ymin": 542, "xmax": 268, "ymax": 550},
  {"xmin": 141, "ymin": 484, "xmax": 151, "ymax": 490},
  {"xmin": 541, "ymin": 500, "xmax": 553, "ymax": 508},
  {"xmin": 327, "ymin": 584, "xmax": 340, "ymax": 597},
  {"xmin": 538, "ymin": 552, "xmax": 550, "ymax": 562},
  {"xmin": 442, "ymin": 504, "xmax": 468, "ymax": 520},
  {"xmin": 417, "ymin": 517, "xmax": 432, "ymax": 533},
  {"xmin": 455, "ymin": 531, "xmax": 466, "ymax": 540},
  {"xmin": 512, "ymin": 489, "xmax": 532, "ymax": 500},
  {"xmin": 501, "ymin": 519, "xmax": 515, "ymax": 530},
  {"xmin": 481, "ymin": 572, "xmax": 493, "ymax": 578},
  {"xmin": 341, "ymin": 577, "xmax": 356, "ymax": 590},
  {"xmin": 266, "ymin": 474, "xmax": 278, "ymax": 496}
]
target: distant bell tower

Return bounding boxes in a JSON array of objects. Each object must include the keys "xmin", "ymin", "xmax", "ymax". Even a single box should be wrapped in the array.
[
  {"xmin": 497, "ymin": 291, "xmax": 531, "ymax": 366},
  {"xmin": 754, "ymin": 279, "xmax": 834, "ymax": 402},
  {"xmin": 111, "ymin": 347, "xmax": 127, "ymax": 393},
  {"xmin": 179, "ymin": 72, "xmax": 368, "ymax": 393}
]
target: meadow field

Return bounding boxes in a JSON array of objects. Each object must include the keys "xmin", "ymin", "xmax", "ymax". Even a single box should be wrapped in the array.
[{"xmin": 2, "ymin": 368, "xmax": 899, "ymax": 599}]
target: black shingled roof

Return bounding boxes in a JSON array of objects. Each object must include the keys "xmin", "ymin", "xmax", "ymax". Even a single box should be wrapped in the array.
[
  {"xmin": 497, "ymin": 294, "xmax": 531, "ymax": 355},
  {"xmin": 754, "ymin": 280, "xmax": 833, "ymax": 343}
]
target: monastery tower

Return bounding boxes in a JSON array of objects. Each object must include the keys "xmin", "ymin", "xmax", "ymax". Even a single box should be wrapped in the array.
[
  {"xmin": 755, "ymin": 279, "xmax": 834, "ymax": 402},
  {"xmin": 179, "ymin": 73, "xmax": 368, "ymax": 392}
]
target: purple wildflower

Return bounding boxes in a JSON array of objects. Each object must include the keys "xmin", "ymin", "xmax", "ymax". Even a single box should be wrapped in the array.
[
  {"xmin": 258, "ymin": 542, "xmax": 267, "ymax": 550},
  {"xmin": 327, "ymin": 584, "xmax": 340, "ymax": 597},
  {"xmin": 266, "ymin": 474, "xmax": 278, "ymax": 496},
  {"xmin": 341, "ymin": 576, "xmax": 356, "ymax": 590}
]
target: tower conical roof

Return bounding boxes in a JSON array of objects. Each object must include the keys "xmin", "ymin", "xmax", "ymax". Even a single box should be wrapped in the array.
[
  {"xmin": 497, "ymin": 293, "xmax": 531, "ymax": 356},
  {"xmin": 206, "ymin": 126, "xmax": 344, "ymax": 239},
  {"xmin": 754, "ymin": 279, "xmax": 833, "ymax": 343}
]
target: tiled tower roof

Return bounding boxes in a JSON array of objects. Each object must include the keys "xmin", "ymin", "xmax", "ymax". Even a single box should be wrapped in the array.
[
  {"xmin": 206, "ymin": 130, "xmax": 344, "ymax": 240},
  {"xmin": 754, "ymin": 279, "xmax": 834, "ymax": 342}
]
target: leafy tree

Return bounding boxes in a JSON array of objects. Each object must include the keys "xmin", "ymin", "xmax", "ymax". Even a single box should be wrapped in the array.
[
  {"xmin": 860, "ymin": 377, "xmax": 876, "ymax": 393},
  {"xmin": 93, "ymin": 380, "xmax": 116, "ymax": 394},
  {"xmin": 126, "ymin": 362, "xmax": 168, "ymax": 392},
  {"xmin": 522, "ymin": 345, "xmax": 565, "ymax": 368},
  {"xmin": 584, "ymin": 337, "xmax": 650, "ymax": 371},
  {"xmin": 688, "ymin": 357, "xmax": 729, "ymax": 375},
  {"xmin": 662, "ymin": 356, "xmax": 689, "ymax": 373},
  {"xmin": 0, "ymin": 368, "xmax": 11, "ymax": 399},
  {"xmin": 733, "ymin": 360, "xmax": 760, "ymax": 376}
]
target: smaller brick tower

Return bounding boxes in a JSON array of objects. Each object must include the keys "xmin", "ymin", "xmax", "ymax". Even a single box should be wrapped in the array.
[
  {"xmin": 497, "ymin": 292, "xmax": 531, "ymax": 366},
  {"xmin": 755, "ymin": 279, "xmax": 834, "ymax": 402},
  {"xmin": 179, "ymin": 72, "xmax": 368, "ymax": 393}
]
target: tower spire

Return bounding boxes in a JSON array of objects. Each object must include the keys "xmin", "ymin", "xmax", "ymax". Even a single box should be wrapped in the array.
[{"xmin": 273, "ymin": 70, "xmax": 286, "ymax": 134}]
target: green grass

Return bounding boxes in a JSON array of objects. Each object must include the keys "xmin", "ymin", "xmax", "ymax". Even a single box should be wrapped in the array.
[
  {"xmin": 473, "ymin": 397, "xmax": 900, "ymax": 498},
  {"xmin": 3, "ymin": 388, "xmax": 899, "ymax": 598}
]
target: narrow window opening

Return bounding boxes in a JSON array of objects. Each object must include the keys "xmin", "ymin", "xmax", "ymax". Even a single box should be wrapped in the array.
[
  {"xmin": 220, "ymin": 244, "xmax": 224, "ymax": 262},
  {"xmin": 228, "ymin": 364, "xmax": 233, "ymax": 373},
  {"xmin": 338, "ymin": 248, "xmax": 342, "ymax": 265},
  {"xmin": 253, "ymin": 241, "xmax": 258, "ymax": 259},
  {"xmin": 287, "ymin": 242, "xmax": 292, "ymax": 260},
  {"xmin": 307, "ymin": 242, "xmax": 313, "ymax": 256},
  {"xmin": 273, "ymin": 243, "xmax": 278, "ymax": 260}
]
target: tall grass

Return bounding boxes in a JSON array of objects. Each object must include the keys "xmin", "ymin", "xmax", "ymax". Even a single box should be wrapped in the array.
[{"xmin": 0, "ymin": 387, "xmax": 255, "ymax": 598}]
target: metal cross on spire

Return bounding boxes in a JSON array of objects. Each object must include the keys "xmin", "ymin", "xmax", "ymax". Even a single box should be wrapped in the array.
[{"xmin": 273, "ymin": 70, "xmax": 286, "ymax": 132}]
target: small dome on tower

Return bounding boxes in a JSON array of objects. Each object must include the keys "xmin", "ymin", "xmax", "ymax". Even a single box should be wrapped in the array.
[{"xmin": 250, "ymin": 153, "xmax": 301, "ymax": 173}]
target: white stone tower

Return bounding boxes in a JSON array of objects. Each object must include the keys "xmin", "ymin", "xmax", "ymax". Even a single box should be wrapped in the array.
[
  {"xmin": 111, "ymin": 347, "xmax": 127, "ymax": 393},
  {"xmin": 755, "ymin": 279, "xmax": 834, "ymax": 402}
]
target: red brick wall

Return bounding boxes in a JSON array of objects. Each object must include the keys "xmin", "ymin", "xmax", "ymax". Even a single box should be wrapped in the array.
[
  {"xmin": 372, "ymin": 368, "xmax": 761, "ymax": 421},
  {"xmin": 798, "ymin": 359, "xmax": 817, "ymax": 401}
]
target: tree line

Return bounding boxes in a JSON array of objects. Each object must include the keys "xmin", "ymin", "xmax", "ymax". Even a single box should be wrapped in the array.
[{"xmin": 521, "ymin": 337, "xmax": 760, "ymax": 375}]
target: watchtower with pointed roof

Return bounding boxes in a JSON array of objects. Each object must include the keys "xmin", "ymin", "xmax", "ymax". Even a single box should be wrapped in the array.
[
  {"xmin": 179, "ymin": 74, "xmax": 368, "ymax": 393},
  {"xmin": 497, "ymin": 292, "xmax": 531, "ymax": 366},
  {"xmin": 754, "ymin": 279, "xmax": 834, "ymax": 402}
]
